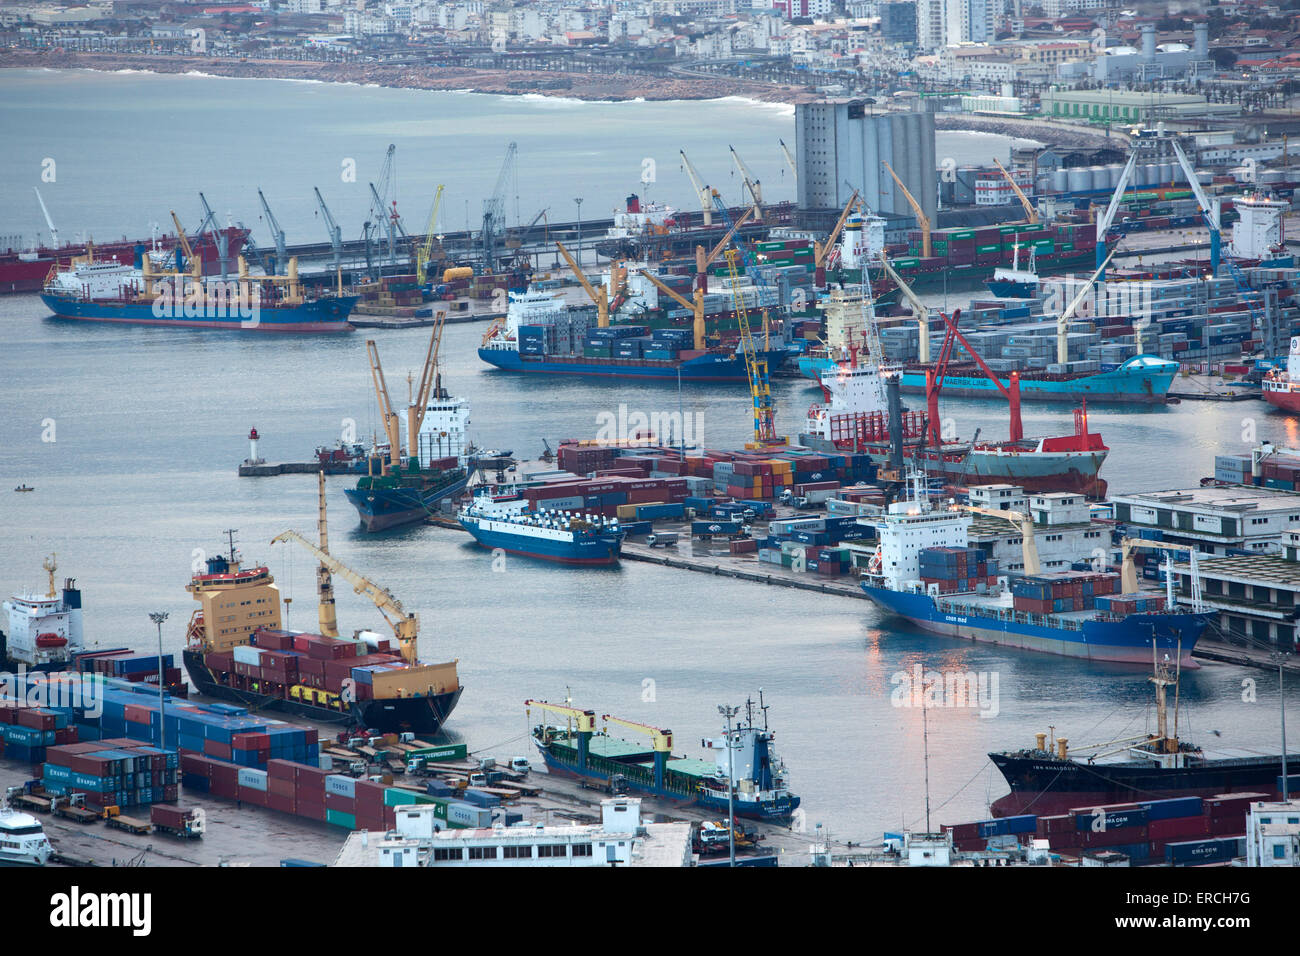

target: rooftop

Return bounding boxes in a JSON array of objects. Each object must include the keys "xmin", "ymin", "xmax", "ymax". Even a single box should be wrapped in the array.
[
  {"xmin": 1113, "ymin": 487, "xmax": 1300, "ymax": 514},
  {"xmin": 1174, "ymin": 554, "xmax": 1300, "ymax": 587}
]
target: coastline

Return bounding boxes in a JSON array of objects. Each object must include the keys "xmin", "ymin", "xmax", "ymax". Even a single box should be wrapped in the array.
[{"xmin": 0, "ymin": 50, "xmax": 819, "ymax": 104}]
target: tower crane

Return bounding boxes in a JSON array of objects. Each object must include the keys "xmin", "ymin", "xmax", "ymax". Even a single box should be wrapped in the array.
[
  {"xmin": 555, "ymin": 240, "xmax": 609, "ymax": 327},
  {"xmin": 313, "ymin": 187, "xmax": 343, "ymax": 272},
  {"xmin": 270, "ymin": 530, "xmax": 420, "ymax": 664},
  {"xmin": 779, "ymin": 139, "xmax": 797, "ymax": 185},
  {"xmin": 602, "ymin": 713, "xmax": 674, "ymax": 789},
  {"xmin": 724, "ymin": 248, "xmax": 784, "ymax": 448},
  {"xmin": 729, "ymin": 145, "xmax": 763, "ymax": 219},
  {"xmin": 992, "ymin": 158, "xmax": 1038, "ymax": 225},
  {"xmin": 416, "ymin": 184, "xmax": 445, "ymax": 287},
  {"xmin": 679, "ymin": 150, "xmax": 713, "ymax": 227},
  {"xmin": 482, "ymin": 142, "xmax": 517, "ymax": 273},
  {"xmin": 956, "ymin": 505, "xmax": 1040, "ymax": 574},
  {"xmin": 257, "ymin": 188, "xmax": 287, "ymax": 274},
  {"xmin": 882, "ymin": 162, "xmax": 930, "ymax": 257}
]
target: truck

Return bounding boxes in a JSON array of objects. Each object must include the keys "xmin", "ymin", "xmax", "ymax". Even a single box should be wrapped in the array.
[
  {"xmin": 52, "ymin": 793, "xmax": 101, "ymax": 825},
  {"xmin": 5, "ymin": 786, "xmax": 51, "ymax": 815},
  {"xmin": 646, "ymin": 531, "xmax": 679, "ymax": 548},
  {"xmin": 151, "ymin": 805, "xmax": 204, "ymax": 839},
  {"xmin": 692, "ymin": 819, "xmax": 763, "ymax": 855},
  {"xmin": 579, "ymin": 773, "xmax": 628, "ymax": 796},
  {"xmin": 104, "ymin": 808, "xmax": 153, "ymax": 835},
  {"xmin": 691, "ymin": 520, "xmax": 743, "ymax": 540}
]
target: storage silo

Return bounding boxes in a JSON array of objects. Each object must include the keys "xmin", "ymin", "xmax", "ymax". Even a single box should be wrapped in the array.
[
  {"xmin": 1053, "ymin": 168, "xmax": 1070, "ymax": 193},
  {"xmin": 1068, "ymin": 166, "xmax": 1091, "ymax": 192}
]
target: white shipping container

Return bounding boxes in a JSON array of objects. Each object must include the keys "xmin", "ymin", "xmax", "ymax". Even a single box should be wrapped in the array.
[
  {"xmin": 232, "ymin": 645, "xmax": 263, "ymax": 666},
  {"xmin": 326, "ymin": 774, "xmax": 356, "ymax": 798},
  {"xmin": 238, "ymin": 768, "xmax": 268, "ymax": 792}
]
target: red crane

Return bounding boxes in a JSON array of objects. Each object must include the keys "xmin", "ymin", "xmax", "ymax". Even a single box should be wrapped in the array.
[{"xmin": 925, "ymin": 309, "xmax": 1023, "ymax": 444}]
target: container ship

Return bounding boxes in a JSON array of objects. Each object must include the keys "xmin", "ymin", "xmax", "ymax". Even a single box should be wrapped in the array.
[
  {"xmin": 458, "ymin": 497, "xmax": 626, "ymax": 565},
  {"xmin": 592, "ymin": 194, "xmax": 783, "ymax": 261},
  {"xmin": 184, "ymin": 489, "xmax": 463, "ymax": 734},
  {"xmin": 987, "ymin": 655, "xmax": 1299, "ymax": 818},
  {"xmin": 527, "ymin": 693, "xmax": 800, "ymax": 820},
  {"xmin": 344, "ymin": 322, "xmax": 471, "ymax": 531},
  {"xmin": 859, "ymin": 472, "xmax": 1211, "ymax": 666},
  {"xmin": 1262, "ymin": 336, "xmax": 1300, "ymax": 412}
]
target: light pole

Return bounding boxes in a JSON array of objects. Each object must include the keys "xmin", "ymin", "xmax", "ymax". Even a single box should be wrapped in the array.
[
  {"xmin": 718, "ymin": 703, "xmax": 739, "ymax": 867},
  {"xmin": 149, "ymin": 611, "xmax": 169, "ymax": 750},
  {"xmin": 574, "ymin": 197, "xmax": 583, "ymax": 266},
  {"xmin": 1277, "ymin": 651, "xmax": 1291, "ymax": 801}
]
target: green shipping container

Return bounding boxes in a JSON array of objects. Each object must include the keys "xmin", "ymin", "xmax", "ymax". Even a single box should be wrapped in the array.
[
  {"xmin": 1058, "ymin": 242, "xmax": 1073, "ymax": 251},
  {"xmin": 949, "ymin": 230, "xmax": 975, "ymax": 239},
  {"xmin": 894, "ymin": 257, "xmax": 919, "ymax": 269},
  {"xmin": 406, "ymin": 743, "xmax": 469, "ymax": 761},
  {"xmin": 976, "ymin": 244, "xmax": 1000, "ymax": 253},
  {"xmin": 326, "ymin": 809, "xmax": 357, "ymax": 830}
]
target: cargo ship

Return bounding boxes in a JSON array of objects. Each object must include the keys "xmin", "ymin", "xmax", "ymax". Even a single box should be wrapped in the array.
[
  {"xmin": 458, "ymin": 496, "xmax": 626, "ymax": 565},
  {"xmin": 527, "ymin": 693, "xmax": 800, "ymax": 820},
  {"xmin": 184, "ymin": 501, "xmax": 462, "ymax": 734},
  {"xmin": 1, "ymin": 556, "xmax": 83, "ymax": 672},
  {"xmin": 1262, "ymin": 336, "xmax": 1300, "ymax": 413},
  {"xmin": 988, "ymin": 654, "xmax": 1299, "ymax": 818},
  {"xmin": 344, "ymin": 323, "xmax": 471, "ymax": 531},
  {"xmin": 593, "ymin": 194, "xmax": 781, "ymax": 261},
  {"xmin": 859, "ymin": 472, "xmax": 1211, "ymax": 665}
]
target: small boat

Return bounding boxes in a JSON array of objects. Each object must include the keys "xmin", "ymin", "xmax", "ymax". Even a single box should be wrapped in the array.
[
  {"xmin": 0, "ymin": 807, "xmax": 52, "ymax": 866},
  {"xmin": 14, "ymin": 485, "xmax": 33, "ymax": 493}
]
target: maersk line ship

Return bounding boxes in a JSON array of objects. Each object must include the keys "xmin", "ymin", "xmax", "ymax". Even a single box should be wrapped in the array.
[{"xmin": 859, "ymin": 473, "xmax": 1210, "ymax": 666}]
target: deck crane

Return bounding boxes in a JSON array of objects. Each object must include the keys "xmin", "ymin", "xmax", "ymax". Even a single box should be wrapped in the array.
[
  {"xmin": 729, "ymin": 145, "xmax": 763, "ymax": 219},
  {"xmin": 270, "ymin": 529, "xmax": 421, "ymax": 664},
  {"xmin": 404, "ymin": 311, "xmax": 447, "ymax": 464},
  {"xmin": 957, "ymin": 505, "xmax": 1040, "ymax": 575},
  {"xmin": 724, "ymin": 248, "xmax": 784, "ymax": 448},
  {"xmin": 481, "ymin": 142, "xmax": 517, "ymax": 273},
  {"xmin": 638, "ymin": 268, "xmax": 707, "ymax": 350},
  {"xmin": 313, "ymin": 187, "xmax": 343, "ymax": 273},
  {"xmin": 880, "ymin": 252, "xmax": 931, "ymax": 364},
  {"xmin": 525, "ymin": 699, "xmax": 598, "ymax": 768},
  {"xmin": 602, "ymin": 713, "xmax": 674, "ymax": 789},
  {"xmin": 257, "ymin": 188, "xmax": 287, "ymax": 274},
  {"xmin": 366, "ymin": 338, "xmax": 404, "ymax": 475},
  {"xmin": 416, "ymin": 184, "xmax": 445, "ymax": 287},
  {"xmin": 1053, "ymin": 248, "xmax": 1117, "ymax": 365},
  {"xmin": 168, "ymin": 210, "xmax": 201, "ymax": 282},
  {"xmin": 33, "ymin": 187, "xmax": 59, "ymax": 249},
  {"xmin": 1119, "ymin": 537, "xmax": 1205, "ymax": 611},
  {"xmin": 932, "ymin": 307, "xmax": 1024, "ymax": 442},
  {"xmin": 196, "ymin": 193, "xmax": 230, "ymax": 279},
  {"xmin": 555, "ymin": 240, "xmax": 609, "ymax": 327},
  {"xmin": 679, "ymin": 150, "xmax": 713, "ymax": 227},
  {"xmin": 693, "ymin": 205, "xmax": 754, "ymax": 291},
  {"xmin": 993, "ymin": 158, "xmax": 1038, "ymax": 225},
  {"xmin": 882, "ymin": 162, "xmax": 930, "ymax": 258},
  {"xmin": 312, "ymin": 471, "xmax": 339, "ymax": 638},
  {"xmin": 779, "ymin": 139, "xmax": 797, "ymax": 185},
  {"xmin": 814, "ymin": 190, "xmax": 861, "ymax": 274}
]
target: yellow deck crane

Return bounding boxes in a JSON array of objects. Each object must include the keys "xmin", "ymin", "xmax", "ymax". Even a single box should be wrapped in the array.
[
  {"xmin": 638, "ymin": 269, "xmax": 707, "ymax": 350},
  {"xmin": 813, "ymin": 191, "xmax": 860, "ymax": 272},
  {"xmin": 724, "ymin": 248, "xmax": 785, "ymax": 448},
  {"xmin": 957, "ymin": 505, "xmax": 1040, "ymax": 575},
  {"xmin": 403, "ymin": 311, "xmax": 448, "ymax": 467},
  {"xmin": 270, "ymin": 529, "xmax": 421, "ymax": 665},
  {"xmin": 525, "ymin": 699, "xmax": 598, "ymax": 770},
  {"xmin": 415, "ymin": 184, "xmax": 445, "ymax": 287},
  {"xmin": 882, "ymin": 163, "xmax": 931, "ymax": 258},
  {"xmin": 880, "ymin": 252, "xmax": 931, "ymax": 364},
  {"xmin": 1119, "ymin": 537, "xmax": 1205, "ymax": 610},
  {"xmin": 366, "ymin": 339, "xmax": 404, "ymax": 475},
  {"xmin": 555, "ymin": 240, "xmax": 610, "ymax": 328},
  {"xmin": 602, "ymin": 713, "xmax": 675, "ymax": 790},
  {"xmin": 694, "ymin": 205, "xmax": 754, "ymax": 281},
  {"xmin": 313, "ymin": 471, "xmax": 339, "ymax": 638},
  {"xmin": 993, "ymin": 158, "xmax": 1038, "ymax": 225}
]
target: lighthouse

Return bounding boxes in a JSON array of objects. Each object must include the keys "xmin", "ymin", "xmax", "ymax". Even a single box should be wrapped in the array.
[{"xmin": 247, "ymin": 427, "xmax": 264, "ymax": 465}]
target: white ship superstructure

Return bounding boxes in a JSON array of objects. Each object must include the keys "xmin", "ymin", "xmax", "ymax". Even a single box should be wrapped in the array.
[{"xmin": 2, "ymin": 557, "xmax": 83, "ymax": 668}]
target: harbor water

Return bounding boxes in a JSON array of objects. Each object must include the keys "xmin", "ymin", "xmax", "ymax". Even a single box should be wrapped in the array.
[{"xmin": 3, "ymin": 71, "xmax": 1298, "ymax": 850}]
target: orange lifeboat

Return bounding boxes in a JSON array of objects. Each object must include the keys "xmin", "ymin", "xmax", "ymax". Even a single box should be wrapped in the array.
[{"xmin": 35, "ymin": 632, "xmax": 66, "ymax": 648}]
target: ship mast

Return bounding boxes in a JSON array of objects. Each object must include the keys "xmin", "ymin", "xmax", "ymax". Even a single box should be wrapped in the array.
[
  {"xmin": 316, "ymin": 472, "xmax": 339, "ymax": 638},
  {"xmin": 1150, "ymin": 642, "xmax": 1179, "ymax": 754},
  {"xmin": 43, "ymin": 553, "xmax": 56, "ymax": 599}
]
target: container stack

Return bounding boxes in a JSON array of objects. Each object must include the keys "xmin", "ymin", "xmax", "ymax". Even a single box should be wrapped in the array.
[
  {"xmin": 41, "ymin": 738, "xmax": 179, "ymax": 809},
  {"xmin": 74, "ymin": 649, "xmax": 182, "ymax": 688},
  {"xmin": 918, "ymin": 546, "xmax": 998, "ymax": 594},
  {"xmin": 1093, "ymin": 592, "xmax": 1167, "ymax": 615},
  {"xmin": 1010, "ymin": 571, "xmax": 1118, "ymax": 614}
]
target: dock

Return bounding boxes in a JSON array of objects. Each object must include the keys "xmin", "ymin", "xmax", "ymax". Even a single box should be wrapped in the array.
[{"xmin": 1167, "ymin": 374, "xmax": 1261, "ymax": 402}]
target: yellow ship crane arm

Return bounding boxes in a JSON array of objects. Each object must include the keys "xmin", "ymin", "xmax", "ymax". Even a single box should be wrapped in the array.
[
  {"xmin": 525, "ymin": 699, "xmax": 597, "ymax": 734},
  {"xmin": 882, "ymin": 163, "xmax": 930, "ymax": 258},
  {"xmin": 555, "ymin": 240, "xmax": 609, "ymax": 328},
  {"xmin": 270, "ymin": 530, "xmax": 419, "ymax": 664},
  {"xmin": 601, "ymin": 714, "xmax": 673, "ymax": 752},
  {"xmin": 366, "ymin": 339, "xmax": 404, "ymax": 471},
  {"xmin": 638, "ymin": 269, "xmax": 707, "ymax": 350},
  {"xmin": 814, "ymin": 191, "xmax": 860, "ymax": 269},
  {"xmin": 880, "ymin": 253, "xmax": 931, "ymax": 364},
  {"xmin": 956, "ymin": 505, "xmax": 1040, "ymax": 575},
  {"xmin": 169, "ymin": 209, "xmax": 201, "ymax": 282},
  {"xmin": 993, "ymin": 158, "xmax": 1038, "ymax": 225},
  {"xmin": 416, "ymin": 184, "xmax": 445, "ymax": 287},
  {"xmin": 1119, "ymin": 537, "xmax": 1204, "ymax": 609},
  {"xmin": 405, "ymin": 311, "xmax": 447, "ymax": 460}
]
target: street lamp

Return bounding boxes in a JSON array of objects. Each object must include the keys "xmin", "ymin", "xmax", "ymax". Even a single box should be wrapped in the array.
[
  {"xmin": 1276, "ymin": 651, "xmax": 1291, "ymax": 802},
  {"xmin": 574, "ymin": 197, "xmax": 583, "ymax": 264},
  {"xmin": 149, "ymin": 612, "xmax": 169, "ymax": 750},
  {"xmin": 718, "ymin": 703, "xmax": 739, "ymax": 867}
]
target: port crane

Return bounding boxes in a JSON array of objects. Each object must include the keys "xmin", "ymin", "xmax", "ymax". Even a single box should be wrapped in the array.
[
  {"xmin": 880, "ymin": 252, "xmax": 932, "ymax": 363},
  {"xmin": 638, "ymin": 268, "xmax": 707, "ymax": 350},
  {"xmin": 956, "ymin": 505, "xmax": 1041, "ymax": 575},
  {"xmin": 679, "ymin": 150, "xmax": 713, "ymax": 227},
  {"xmin": 931, "ymin": 307, "xmax": 1024, "ymax": 442},
  {"xmin": 729, "ymin": 145, "xmax": 763, "ymax": 219},
  {"xmin": 602, "ymin": 713, "xmax": 674, "ymax": 788},
  {"xmin": 313, "ymin": 187, "xmax": 343, "ymax": 272},
  {"xmin": 1119, "ymin": 537, "xmax": 1205, "ymax": 611},
  {"xmin": 366, "ymin": 338, "xmax": 404, "ymax": 475},
  {"xmin": 366, "ymin": 143, "xmax": 403, "ymax": 268},
  {"xmin": 778, "ymin": 139, "xmax": 797, "ymax": 185},
  {"xmin": 312, "ymin": 471, "xmax": 339, "ymax": 638},
  {"xmin": 555, "ymin": 240, "xmax": 609, "ymax": 327},
  {"xmin": 694, "ymin": 205, "xmax": 754, "ymax": 288},
  {"xmin": 270, "ymin": 529, "xmax": 421, "ymax": 665},
  {"xmin": 724, "ymin": 248, "xmax": 784, "ymax": 448},
  {"xmin": 813, "ymin": 191, "xmax": 861, "ymax": 274},
  {"xmin": 257, "ymin": 188, "xmax": 288, "ymax": 274},
  {"xmin": 992, "ymin": 158, "xmax": 1038, "ymax": 225},
  {"xmin": 416, "ymin": 184, "xmax": 445, "ymax": 287},
  {"xmin": 882, "ymin": 162, "xmax": 930, "ymax": 258},
  {"xmin": 1053, "ymin": 248, "xmax": 1117, "ymax": 364},
  {"xmin": 481, "ymin": 142, "xmax": 517, "ymax": 273},
  {"xmin": 404, "ymin": 311, "xmax": 448, "ymax": 465},
  {"xmin": 196, "ymin": 193, "xmax": 230, "ymax": 279},
  {"xmin": 33, "ymin": 187, "xmax": 59, "ymax": 249}
]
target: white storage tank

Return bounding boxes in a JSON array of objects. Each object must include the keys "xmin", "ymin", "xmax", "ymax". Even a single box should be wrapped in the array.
[
  {"xmin": 1068, "ymin": 166, "xmax": 1091, "ymax": 192},
  {"xmin": 1053, "ymin": 168, "xmax": 1069, "ymax": 192}
]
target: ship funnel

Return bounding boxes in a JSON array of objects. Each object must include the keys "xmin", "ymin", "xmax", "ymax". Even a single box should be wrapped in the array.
[
  {"xmin": 1035, "ymin": 732, "xmax": 1047, "ymax": 751},
  {"xmin": 1056, "ymin": 737, "xmax": 1068, "ymax": 759}
]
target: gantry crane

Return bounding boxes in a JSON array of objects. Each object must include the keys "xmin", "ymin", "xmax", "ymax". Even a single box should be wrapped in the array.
[
  {"xmin": 724, "ymin": 248, "xmax": 784, "ymax": 448},
  {"xmin": 257, "ymin": 188, "xmax": 287, "ymax": 274},
  {"xmin": 416, "ymin": 184, "xmax": 445, "ymax": 287},
  {"xmin": 1053, "ymin": 249, "xmax": 1117, "ymax": 364},
  {"xmin": 729, "ymin": 145, "xmax": 763, "ymax": 219},
  {"xmin": 556, "ymin": 240, "xmax": 609, "ymax": 327},
  {"xmin": 993, "ymin": 158, "xmax": 1038, "ymax": 225},
  {"xmin": 680, "ymin": 150, "xmax": 713, "ymax": 227},
  {"xmin": 270, "ymin": 529, "xmax": 420, "ymax": 664},
  {"xmin": 957, "ymin": 505, "xmax": 1040, "ymax": 575},
  {"xmin": 882, "ymin": 162, "xmax": 930, "ymax": 258},
  {"xmin": 779, "ymin": 139, "xmax": 797, "ymax": 185},
  {"xmin": 525, "ymin": 699, "xmax": 598, "ymax": 767},
  {"xmin": 638, "ymin": 268, "xmax": 707, "ymax": 350},
  {"xmin": 313, "ymin": 187, "xmax": 343, "ymax": 272},
  {"xmin": 602, "ymin": 713, "xmax": 674, "ymax": 789},
  {"xmin": 880, "ymin": 252, "xmax": 931, "ymax": 363}
]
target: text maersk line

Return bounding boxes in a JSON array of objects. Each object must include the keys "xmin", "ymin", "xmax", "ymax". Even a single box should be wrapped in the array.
[{"xmin": 0, "ymin": 668, "xmax": 103, "ymax": 718}]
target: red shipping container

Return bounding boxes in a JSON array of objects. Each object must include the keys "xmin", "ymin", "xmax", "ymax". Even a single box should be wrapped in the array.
[
  {"xmin": 16, "ymin": 709, "xmax": 56, "ymax": 731},
  {"xmin": 267, "ymin": 759, "xmax": 296, "ymax": 781},
  {"xmin": 237, "ymin": 786, "xmax": 269, "ymax": 807},
  {"xmin": 266, "ymin": 790, "xmax": 296, "ymax": 815},
  {"xmin": 203, "ymin": 740, "xmax": 233, "ymax": 761},
  {"xmin": 1149, "ymin": 817, "xmax": 1209, "ymax": 842},
  {"xmin": 325, "ymin": 791, "xmax": 355, "ymax": 811}
]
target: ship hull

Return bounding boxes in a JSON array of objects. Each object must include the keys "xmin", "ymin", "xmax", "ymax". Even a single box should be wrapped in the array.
[
  {"xmin": 344, "ymin": 475, "xmax": 469, "ymax": 532},
  {"xmin": 478, "ymin": 347, "xmax": 789, "ymax": 383},
  {"xmin": 459, "ymin": 518, "xmax": 623, "ymax": 565},
  {"xmin": 182, "ymin": 649, "xmax": 461, "ymax": 735},
  {"xmin": 1263, "ymin": 382, "xmax": 1300, "ymax": 413},
  {"xmin": 861, "ymin": 585, "xmax": 1206, "ymax": 667},
  {"xmin": 38, "ymin": 293, "xmax": 356, "ymax": 333},
  {"xmin": 988, "ymin": 751, "xmax": 1296, "ymax": 818},
  {"xmin": 984, "ymin": 278, "xmax": 1037, "ymax": 298}
]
